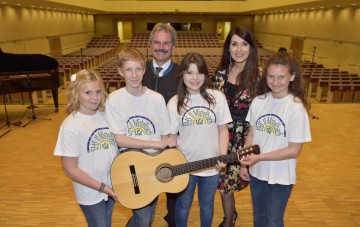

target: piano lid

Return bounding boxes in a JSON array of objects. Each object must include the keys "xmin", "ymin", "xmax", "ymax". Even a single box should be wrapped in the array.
[{"xmin": 0, "ymin": 48, "xmax": 58, "ymax": 73}]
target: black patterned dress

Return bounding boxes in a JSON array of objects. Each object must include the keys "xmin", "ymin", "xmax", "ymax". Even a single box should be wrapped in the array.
[{"xmin": 214, "ymin": 68, "xmax": 251, "ymax": 193}]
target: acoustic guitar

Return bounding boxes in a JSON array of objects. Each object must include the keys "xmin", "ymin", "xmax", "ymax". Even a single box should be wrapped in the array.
[{"xmin": 111, "ymin": 145, "xmax": 259, "ymax": 209}]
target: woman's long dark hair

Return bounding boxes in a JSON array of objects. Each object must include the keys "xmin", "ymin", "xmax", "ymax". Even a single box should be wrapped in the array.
[
  {"xmin": 258, "ymin": 51, "xmax": 310, "ymax": 112},
  {"xmin": 176, "ymin": 52, "xmax": 215, "ymax": 114},
  {"xmin": 218, "ymin": 26, "xmax": 259, "ymax": 99}
]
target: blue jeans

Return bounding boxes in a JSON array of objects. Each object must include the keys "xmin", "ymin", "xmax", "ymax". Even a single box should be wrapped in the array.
[
  {"xmin": 129, "ymin": 197, "xmax": 158, "ymax": 227},
  {"xmin": 175, "ymin": 174, "xmax": 220, "ymax": 227},
  {"xmin": 80, "ymin": 198, "xmax": 115, "ymax": 227},
  {"xmin": 250, "ymin": 174, "xmax": 293, "ymax": 227}
]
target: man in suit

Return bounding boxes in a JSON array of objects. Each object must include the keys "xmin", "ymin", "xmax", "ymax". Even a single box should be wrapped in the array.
[{"xmin": 142, "ymin": 22, "xmax": 179, "ymax": 227}]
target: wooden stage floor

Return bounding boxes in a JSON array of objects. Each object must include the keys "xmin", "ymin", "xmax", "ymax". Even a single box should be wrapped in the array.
[{"xmin": 0, "ymin": 91, "xmax": 360, "ymax": 226}]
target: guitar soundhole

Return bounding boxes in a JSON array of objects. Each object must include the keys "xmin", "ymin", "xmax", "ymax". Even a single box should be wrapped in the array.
[{"xmin": 156, "ymin": 164, "xmax": 173, "ymax": 183}]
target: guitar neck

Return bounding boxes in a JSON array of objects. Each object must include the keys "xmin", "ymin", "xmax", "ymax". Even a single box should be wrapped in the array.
[{"xmin": 171, "ymin": 153, "xmax": 238, "ymax": 176}]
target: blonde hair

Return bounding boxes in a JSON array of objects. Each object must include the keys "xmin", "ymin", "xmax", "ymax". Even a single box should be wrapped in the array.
[
  {"xmin": 117, "ymin": 48, "xmax": 146, "ymax": 70},
  {"xmin": 65, "ymin": 69, "xmax": 107, "ymax": 115}
]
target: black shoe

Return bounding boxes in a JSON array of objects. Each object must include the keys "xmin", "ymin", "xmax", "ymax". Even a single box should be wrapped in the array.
[{"xmin": 218, "ymin": 211, "xmax": 237, "ymax": 227}]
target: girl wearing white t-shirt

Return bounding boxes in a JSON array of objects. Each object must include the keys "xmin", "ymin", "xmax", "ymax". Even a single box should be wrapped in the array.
[
  {"xmin": 54, "ymin": 70, "xmax": 119, "ymax": 227},
  {"xmin": 240, "ymin": 51, "xmax": 312, "ymax": 227},
  {"xmin": 167, "ymin": 52, "xmax": 232, "ymax": 227}
]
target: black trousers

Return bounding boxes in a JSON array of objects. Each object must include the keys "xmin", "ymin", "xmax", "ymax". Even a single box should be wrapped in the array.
[{"xmin": 163, "ymin": 193, "xmax": 178, "ymax": 227}]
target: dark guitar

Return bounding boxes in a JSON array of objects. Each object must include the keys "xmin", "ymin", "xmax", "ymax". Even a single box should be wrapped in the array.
[{"xmin": 111, "ymin": 145, "xmax": 260, "ymax": 209}]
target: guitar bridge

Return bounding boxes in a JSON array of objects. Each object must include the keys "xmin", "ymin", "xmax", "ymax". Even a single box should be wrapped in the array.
[{"xmin": 129, "ymin": 165, "xmax": 140, "ymax": 194}]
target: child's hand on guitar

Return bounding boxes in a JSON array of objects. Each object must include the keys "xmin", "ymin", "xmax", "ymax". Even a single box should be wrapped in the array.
[
  {"xmin": 215, "ymin": 160, "xmax": 226, "ymax": 172},
  {"xmin": 239, "ymin": 154, "xmax": 259, "ymax": 167},
  {"xmin": 158, "ymin": 137, "xmax": 177, "ymax": 149},
  {"xmin": 103, "ymin": 185, "xmax": 119, "ymax": 201},
  {"xmin": 161, "ymin": 136, "xmax": 177, "ymax": 149}
]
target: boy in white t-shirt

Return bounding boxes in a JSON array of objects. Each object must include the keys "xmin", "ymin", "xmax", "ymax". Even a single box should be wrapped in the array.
[{"xmin": 104, "ymin": 48, "xmax": 175, "ymax": 227}]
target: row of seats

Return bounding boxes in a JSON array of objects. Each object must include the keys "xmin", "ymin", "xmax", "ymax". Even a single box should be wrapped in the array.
[
  {"xmin": 86, "ymin": 35, "xmax": 120, "ymax": 49},
  {"xmin": 128, "ymin": 32, "xmax": 223, "ymax": 48},
  {"xmin": 300, "ymin": 60, "xmax": 360, "ymax": 103},
  {"xmin": 58, "ymin": 48, "xmax": 118, "ymax": 87}
]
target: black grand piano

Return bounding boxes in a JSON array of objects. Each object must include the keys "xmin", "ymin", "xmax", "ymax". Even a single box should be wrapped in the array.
[{"xmin": 0, "ymin": 48, "xmax": 60, "ymax": 112}]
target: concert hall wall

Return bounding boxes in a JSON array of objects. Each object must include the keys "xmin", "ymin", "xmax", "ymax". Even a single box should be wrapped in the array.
[
  {"xmin": 253, "ymin": 6, "xmax": 360, "ymax": 75},
  {"xmin": 0, "ymin": 5, "xmax": 95, "ymax": 56}
]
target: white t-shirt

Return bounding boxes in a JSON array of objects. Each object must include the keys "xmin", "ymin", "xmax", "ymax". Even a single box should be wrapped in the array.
[
  {"xmin": 54, "ymin": 111, "xmax": 118, "ymax": 205},
  {"xmin": 167, "ymin": 89, "xmax": 232, "ymax": 176},
  {"xmin": 105, "ymin": 87, "xmax": 170, "ymax": 153},
  {"xmin": 246, "ymin": 93, "xmax": 312, "ymax": 185}
]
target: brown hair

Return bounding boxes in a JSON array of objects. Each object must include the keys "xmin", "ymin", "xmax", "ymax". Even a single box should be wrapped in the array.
[
  {"xmin": 176, "ymin": 52, "xmax": 215, "ymax": 114},
  {"xmin": 258, "ymin": 51, "xmax": 310, "ymax": 111}
]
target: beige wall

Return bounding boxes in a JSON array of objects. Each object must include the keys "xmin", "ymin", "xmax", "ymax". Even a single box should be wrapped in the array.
[
  {"xmin": 94, "ymin": 14, "xmax": 254, "ymax": 36},
  {"xmin": 253, "ymin": 7, "xmax": 360, "ymax": 75},
  {"xmin": 0, "ymin": 5, "xmax": 95, "ymax": 56}
]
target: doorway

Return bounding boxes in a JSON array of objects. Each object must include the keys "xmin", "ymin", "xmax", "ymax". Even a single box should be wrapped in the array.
[
  {"xmin": 290, "ymin": 36, "xmax": 304, "ymax": 60},
  {"xmin": 216, "ymin": 21, "xmax": 231, "ymax": 43},
  {"xmin": 117, "ymin": 21, "xmax": 133, "ymax": 43}
]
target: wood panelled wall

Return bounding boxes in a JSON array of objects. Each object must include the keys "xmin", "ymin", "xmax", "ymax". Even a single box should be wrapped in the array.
[{"xmin": 253, "ymin": 6, "xmax": 360, "ymax": 75}]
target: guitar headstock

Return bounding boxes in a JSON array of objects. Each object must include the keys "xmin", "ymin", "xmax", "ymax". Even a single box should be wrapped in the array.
[{"xmin": 236, "ymin": 145, "xmax": 260, "ymax": 160}]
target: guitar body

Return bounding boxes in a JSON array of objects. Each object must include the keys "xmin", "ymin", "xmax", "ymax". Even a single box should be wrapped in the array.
[
  {"xmin": 111, "ymin": 145, "xmax": 260, "ymax": 209},
  {"xmin": 111, "ymin": 148, "xmax": 189, "ymax": 209}
]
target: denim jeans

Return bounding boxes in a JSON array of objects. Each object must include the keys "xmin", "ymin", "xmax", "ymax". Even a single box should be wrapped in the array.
[
  {"xmin": 250, "ymin": 174, "xmax": 293, "ymax": 227},
  {"xmin": 175, "ymin": 174, "xmax": 220, "ymax": 227},
  {"xmin": 129, "ymin": 197, "xmax": 158, "ymax": 227},
  {"xmin": 79, "ymin": 198, "xmax": 115, "ymax": 227}
]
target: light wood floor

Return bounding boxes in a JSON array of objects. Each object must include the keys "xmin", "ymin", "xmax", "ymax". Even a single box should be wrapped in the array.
[{"xmin": 1, "ymin": 90, "xmax": 360, "ymax": 226}]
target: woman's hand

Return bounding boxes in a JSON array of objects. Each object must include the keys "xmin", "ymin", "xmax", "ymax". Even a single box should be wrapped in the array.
[{"xmin": 240, "ymin": 166, "xmax": 250, "ymax": 181}]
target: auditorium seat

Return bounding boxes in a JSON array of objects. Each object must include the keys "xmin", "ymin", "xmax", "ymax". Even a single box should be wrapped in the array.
[
  {"xmin": 326, "ymin": 85, "xmax": 342, "ymax": 103},
  {"xmin": 353, "ymin": 85, "xmax": 360, "ymax": 103},
  {"xmin": 341, "ymin": 85, "xmax": 354, "ymax": 103}
]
